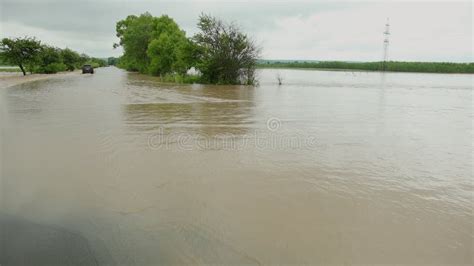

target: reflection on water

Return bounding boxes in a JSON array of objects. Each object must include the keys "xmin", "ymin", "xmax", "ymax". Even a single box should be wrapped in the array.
[
  {"xmin": 123, "ymin": 73, "xmax": 256, "ymax": 137},
  {"xmin": 1, "ymin": 67, "xmax": 472, "ymax": 264}
]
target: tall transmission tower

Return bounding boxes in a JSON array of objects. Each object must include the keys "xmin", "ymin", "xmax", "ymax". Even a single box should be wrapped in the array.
[{"xmin": 382, "ymin": 18, "xmax": 390, "ymax": 71}]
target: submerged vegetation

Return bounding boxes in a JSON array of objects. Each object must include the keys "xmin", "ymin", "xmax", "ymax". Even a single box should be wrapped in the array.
[
  {"xmin": 114, "ymin": 13, "xmax": 260, "ymax": 85},
  {"xmin": 258, "ymin": 60, "xmax": 474, "ymax": 74},
  {"xmin": 0, "ymin": 37, "xmax": 106, "ymax": 76}
]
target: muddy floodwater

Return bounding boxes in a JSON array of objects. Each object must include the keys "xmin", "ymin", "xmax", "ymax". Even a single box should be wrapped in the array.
[{"xmin": 0, "ymin": 67, "xmax": 472, "ymax": 264}]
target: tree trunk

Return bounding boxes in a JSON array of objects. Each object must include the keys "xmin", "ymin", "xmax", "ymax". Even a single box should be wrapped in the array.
[{"xmin": 19, "ymin": 64, "xmax": 26, "ymax": 76}]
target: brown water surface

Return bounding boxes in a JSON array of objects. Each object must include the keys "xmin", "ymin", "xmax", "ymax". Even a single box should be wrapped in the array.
[{"xmin": 1, "ymin": 67, "xmax": 472, "ymax": 264}]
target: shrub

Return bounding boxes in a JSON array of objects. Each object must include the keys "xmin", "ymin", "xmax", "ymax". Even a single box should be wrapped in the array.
[{"xmin": 37, "ymin": 63, "xmax": 67, "ymax": 74}]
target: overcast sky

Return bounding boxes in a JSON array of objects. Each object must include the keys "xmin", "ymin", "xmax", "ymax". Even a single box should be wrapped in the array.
[{"xmin": 1, "ymin": 0, "xmax": 472, "ymax": 62}]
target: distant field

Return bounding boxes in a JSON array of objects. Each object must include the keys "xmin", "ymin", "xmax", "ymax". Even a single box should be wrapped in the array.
[{"xmin": 257, "ymin": 60, "xmax": 474, "ymax": 74}]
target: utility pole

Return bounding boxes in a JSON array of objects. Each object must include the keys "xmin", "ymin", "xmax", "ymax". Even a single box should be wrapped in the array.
[{"xmin": 382, "ymin": 18, "xmax": 390, "ymax": 71}]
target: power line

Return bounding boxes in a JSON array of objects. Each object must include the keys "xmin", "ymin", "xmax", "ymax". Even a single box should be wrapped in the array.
[{"xmin": 382, "ymin": 18, "xmax": 390, "ymax": 71}]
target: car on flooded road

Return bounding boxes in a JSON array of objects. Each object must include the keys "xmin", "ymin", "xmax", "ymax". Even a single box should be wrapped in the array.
[{"xmin": 82, "ymin": 65, "xmax": 94, "ymax": 74}]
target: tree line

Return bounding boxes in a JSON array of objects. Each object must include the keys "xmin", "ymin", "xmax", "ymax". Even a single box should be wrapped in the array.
[
  {"xmin": 114, "ymin": 13, "xmax": 260, "ymax": 85},
  {"xmin": 0, "ymin": 37, "xmax": 106, "ymax": 76},
  {"xmin": 258, "ymin": 60, "xmax": 474, "ymax": 74}
]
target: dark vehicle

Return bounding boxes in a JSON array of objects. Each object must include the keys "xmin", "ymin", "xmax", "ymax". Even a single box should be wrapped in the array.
[{"xmin": 82, "ymin": 65, "xmax": 94, "ymax": 74}]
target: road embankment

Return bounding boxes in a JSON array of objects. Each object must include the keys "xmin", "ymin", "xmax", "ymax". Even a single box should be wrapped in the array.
[{"xmin": 0, "ymin": 70, "xmax": 81, "ymax": 89}]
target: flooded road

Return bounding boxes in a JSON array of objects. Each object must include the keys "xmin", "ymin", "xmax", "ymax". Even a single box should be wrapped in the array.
[{"xmin": 1, "ymin": 67, "xmax": 472, "ymax": 264}]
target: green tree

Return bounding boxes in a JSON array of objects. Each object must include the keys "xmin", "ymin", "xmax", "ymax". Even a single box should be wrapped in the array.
[
  {"xmin": 147, "ymin": 33, "xmax": 175, "ymax": 75},
  {"xmin": 146, "ymin": 31, "xmax": 192, "ymax": 76},
  {"xmin": 114, "ymin": 13, "xmax": 157, "ymax": 72},
  {"xmin": 114, "ymin": 13, "xmax": 260, "ymax": 84},
  {"xmin": 90, "ymin": 58, "xmax": 107, "ymax": 67},
  {"xmin": 0, "ymin": 37, "xmax": 42, "ymax": 75},
  {"xmin": 79, "ymin": 54, "xmax": 90, "ymax": 66},
  {"xmin": 36, "ymin": 45, "xmax": 66, "ymax": 74},
  {"xmin": 194, "ymin": 14, "xmax": 260, "ymax": 84},
  {"xmin": 61, "ymin": 48, "xmax": 81, "ymax": 71},
  {"xmin": 173, "ymin": 39, "xmax": 201, "ymax": 75},
  {"xmin": 107, "ymin": 57, "xmax": 118, "ymax": 66}
]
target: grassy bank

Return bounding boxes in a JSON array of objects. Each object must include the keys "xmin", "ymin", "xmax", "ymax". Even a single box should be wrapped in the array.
[
  {"xmin": 257, "ymin": 61, "xmax": 474, "ymax": 74},
  {"xmin": 0, "ymin": 68, "xmax": 21, "ymax": 72}
]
